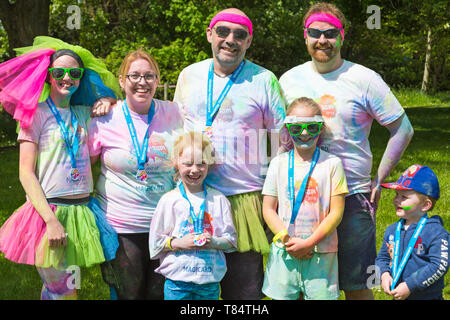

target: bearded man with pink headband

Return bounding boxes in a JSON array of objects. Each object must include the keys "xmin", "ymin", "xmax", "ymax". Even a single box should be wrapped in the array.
[
  {"xmin": 279, "ymin": 3, "xmax": 414, "ymax": 300},
  {"xmin": 174, "ymin": 8, "xmax": 286, "ymax": 300}
]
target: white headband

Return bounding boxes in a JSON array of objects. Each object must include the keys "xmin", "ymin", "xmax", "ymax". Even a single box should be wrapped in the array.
[{"xmin": 283, "ymin": 115, "xmax": 324, "ymax": 124}]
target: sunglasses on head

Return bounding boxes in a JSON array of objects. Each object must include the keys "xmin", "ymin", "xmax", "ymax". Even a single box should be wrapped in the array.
[
  {"xmin": 214, "ymin": 26, "xmax": 249, "ymax": 41},
  {"xmin": 286, "ymin": 123, "xmax": 323, "ymax": 136},
  {"xmin": 48, "ymin": 67, "xmax": 84, "ymax": 80},
  {"xmin": 306, "ymin": 27, "xmax": 342, "ymax": 39}
]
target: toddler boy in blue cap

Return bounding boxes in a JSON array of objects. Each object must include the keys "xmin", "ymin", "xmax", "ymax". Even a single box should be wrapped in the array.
[{"xmin": 375, "ymin": 164, "xmax": 449, "ymax": 300}]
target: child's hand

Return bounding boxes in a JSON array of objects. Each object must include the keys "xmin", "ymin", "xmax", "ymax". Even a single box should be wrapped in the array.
[
  {"xmin": 285, "ymin": 237, "xmax": 314, "ymax": 259},
  {"xmin": 46, "ymin": 218, "xmax": 67, "ymax": 247},
  {"xmin": 391, "ymin": 282, "xmax": 411, "ymax": 300},
  {"xmin": 92, "ymin": 97, "xmax": 116, "ymax": 117},
  {"xmin": 380, "ymin": 272, "xmax": 393, "ymax": 296},
  {"xmin": 171, "ymin": 233, "xmax": 198, "ymax": 250}
]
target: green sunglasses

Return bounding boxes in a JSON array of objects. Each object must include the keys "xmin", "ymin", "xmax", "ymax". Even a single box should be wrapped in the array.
[
  {"xmin": 286, "ymin": 122, "xmax": 323, "ymax": 136},
  {"xmin": 48, "ymin": 67, "xmax": 84, "ymax": 80}
]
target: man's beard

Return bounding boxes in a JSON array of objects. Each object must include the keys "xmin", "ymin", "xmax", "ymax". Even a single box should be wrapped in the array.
[{"xmin": 307, "ymin": 43, "xmax": 338, "ymax": 63}]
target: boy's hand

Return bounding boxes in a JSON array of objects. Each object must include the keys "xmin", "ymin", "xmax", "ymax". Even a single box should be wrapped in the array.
[
  {"xmin": 285, "ymin": 237, "xmax": 314, "ymax": 259},
  {"xmin": 391, "ymin": 282, "xmax": 411, "ymax": 300},
  {"xmin": 380, "ymin": 272, "xmax": 393, "ymax": 296}
]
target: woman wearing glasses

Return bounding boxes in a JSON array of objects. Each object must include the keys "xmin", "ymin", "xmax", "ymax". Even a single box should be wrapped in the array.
[
  {"xmin": 87, "ymin": 49, "xmax": 184, "ymax": 300},
  {"xmin": 0, "ymin": 37, "xmax": 120, "ymax": 299},
  {"xmin": 261, "ymin": 97, "xmax": 348, "ymax": 300}
]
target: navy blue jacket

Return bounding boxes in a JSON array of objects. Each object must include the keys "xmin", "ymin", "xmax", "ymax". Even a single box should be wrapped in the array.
[{"xmin": 375, "ymin": 214, "xmax": 449, "ymax": 300}]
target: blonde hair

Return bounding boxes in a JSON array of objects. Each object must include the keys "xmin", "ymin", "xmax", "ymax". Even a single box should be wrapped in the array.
[
  {"xmin": 287, "ymin": 97, "xmax": 322, "ymax": 117},
  {"xmin": 119, "ymin": 49, "xmax": 160, "ymax": 82},
  {"xmin": 284, "ymin": 97, "xmax": 329, "ymax": 147},
  {"xmin": 172, "ymin": 131, "xmax": 216, "ymax": 181},
  {"xmin": 303, "ymin": 2, "xmax": 346, "ymax": 28}
]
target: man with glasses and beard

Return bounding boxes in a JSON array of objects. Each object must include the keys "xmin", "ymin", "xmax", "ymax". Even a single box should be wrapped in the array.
[
  {"xmin": 279, "ymin": 2, "xmax": 414, "ymax": 300},
  {"xmin": 174, "ymin": 8, "xmax": 286, "ymax": 300}
]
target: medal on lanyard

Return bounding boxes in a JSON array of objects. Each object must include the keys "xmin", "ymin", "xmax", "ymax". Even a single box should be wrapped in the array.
[
  {"xmin": 47, "ymin": 97, "xmax": 80, "ymax": 181},
  {"xmin": 122, "ymin": 99, "xmax": 155, "ymax": 182},
  {"xmin": 205, "ymin": 60, "xmax": 245, "ymax": 137},
  {"xmin": 390, "ymin": 215, "xmax": 427, "ymax": 290},
  {"xmin": 288, "ymin": 147, "xmax": 320, "ymax": 236},
  {"xmin": 179, "ymin": 181, "xmax": 208, "ymax": 246}
]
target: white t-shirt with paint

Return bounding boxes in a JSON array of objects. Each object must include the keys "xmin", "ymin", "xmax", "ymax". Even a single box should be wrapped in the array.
[
  {"xmin": 149, "ymin": 185, "xmax": 237, "ymax": 284},
  {"xmin": 279, "ymin": 60, "xmax": 405, "ymax": 194},
  {"xmin": 262, "ymin": 150, "xmax": 348, "ymax": 253},
  {"xmin": 18, "ymin": 102, "xmax": 93, "ymax": 198},
  {"xmin": 88, "ymin": 99, "xmax": 184, "ymax": 233},
  {"xmin": 174, "ymin": 58, "xmax": 286, "ymax": 196}
]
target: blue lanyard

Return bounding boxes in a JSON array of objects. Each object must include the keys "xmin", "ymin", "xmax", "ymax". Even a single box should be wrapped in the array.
[
  {"xmin": 178, "ymin": 182, "xmax": 207, "ymax": 234},
  {"xmin": 391, "ymin": 215, "xmax": 428, "ymax": 290},
  {"xmin": 206, "ymin": 60, "xmax": 245, "ymax": 126},
  {"xmin": 288, "ymin": 147, "xmax": 320, "ymax": 225},
  {"xmin": 47, "ymin": 97, "xmax": 79, "ymax": 169},
  {"xmin": 122, "ymin": 99, "xmax": 155, "ymax": 170}
]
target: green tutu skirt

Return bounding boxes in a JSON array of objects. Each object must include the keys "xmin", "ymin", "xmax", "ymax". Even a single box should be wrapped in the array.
[
  {"xmin": 35, "ymin": 204, "xmax": 105, "ymax": 269},
  {"xmin": 227, "ymin": 191, "xmax": 270, "ymax": 255}
]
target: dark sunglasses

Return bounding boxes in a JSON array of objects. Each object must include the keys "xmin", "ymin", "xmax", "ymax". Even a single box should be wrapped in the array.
[
  {"xmin": 48, "ymin": 67, "xmax": 84, "ymax": 80},
  {"xmin": 286, "ymin": 123, "xmax": 323, "ymax": 136},
  {"xmin": 305, "ymin": 27, "xmax": 342, "ymax": 39},
  {"xmin": 214, "ymin": 26, "xmax": 249, "ymax": 41}
]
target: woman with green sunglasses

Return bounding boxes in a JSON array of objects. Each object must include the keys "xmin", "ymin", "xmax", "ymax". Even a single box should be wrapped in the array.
[{"xmin": 261, "ymin": 97, "xmax": 348, "ymax": 300}]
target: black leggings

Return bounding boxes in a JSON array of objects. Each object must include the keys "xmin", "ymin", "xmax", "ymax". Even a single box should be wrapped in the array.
[{"xmin": 100, "ymin": 233, "xmax": 164, "ymax": 300}]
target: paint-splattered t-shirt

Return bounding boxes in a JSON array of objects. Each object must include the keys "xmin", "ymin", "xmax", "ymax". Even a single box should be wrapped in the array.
[
  {"xmin": 174, "ymin": 59, "xmax": 286, "ymax": 196},
  {"xmin": 279, "ymin": 60, "xmax": 405, "ymax": 194},
  {"xmin": 149, "ymin": 185, "xmax": 237, "ymax": 284},
  {"xmin": 88, "ymin": 99, "xmax": 184, "ymax": 233},
  {"xmin": 262, "ymin": 150, "xmax": 348, "ymax": 252},
  {"xmin": 18, "ymin": 102, "xmax": 93, "ymax": 198}
]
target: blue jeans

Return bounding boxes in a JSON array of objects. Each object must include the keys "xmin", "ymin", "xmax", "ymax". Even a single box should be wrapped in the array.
[{"xmin": 164, "ymin": 279, "xmax": 220, "ymax": 300}]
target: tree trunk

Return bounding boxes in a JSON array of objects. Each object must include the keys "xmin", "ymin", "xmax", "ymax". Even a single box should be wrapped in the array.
[
  {"xmin": 421, "ymin": 27, "xmax": 432, "ymax": 93},
  {"xmin": 0, "ymin": 0, "xmax": 50, "ymax": 57}
]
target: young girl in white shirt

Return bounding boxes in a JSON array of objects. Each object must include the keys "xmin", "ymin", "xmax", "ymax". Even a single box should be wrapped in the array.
[
  {"xmin": 149, "ymin": 131, "xmax": 237, "ymax": 300},
  {"xmin": 262, "ymin": 97, "xmax": 349, "ymax": 300}
]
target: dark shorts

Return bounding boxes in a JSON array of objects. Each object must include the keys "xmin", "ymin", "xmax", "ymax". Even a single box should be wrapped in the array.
[
  {"xmin": 337, "ymin": 193, "xmax": 377, "ymax": 291},
  {"xmin": 220, "ymin": 250, "xmax": 265, "ymax": 300},
  {"xmin": 101, "ymin": 233, "xmax": 165, "ymax": 300}
]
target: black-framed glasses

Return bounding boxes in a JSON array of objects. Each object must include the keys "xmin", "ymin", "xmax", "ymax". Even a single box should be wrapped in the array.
[
  {"xmin": 286, "ymin": 123, "xmax": 323, "ymax": 136},
  {"xmin": 214, "ymin": 26, "xmax": 249, "ymax": 41},
  {"xmin": 126, "ymin": 73, "xmax": 158, "ymax": 83},
  {"xmin": 48, "ymin": 67, "xmax": 84, "ymax": 80},
  {"xmin": 305, "ymin": 27, "xmax": 342, "ymax": 39}
]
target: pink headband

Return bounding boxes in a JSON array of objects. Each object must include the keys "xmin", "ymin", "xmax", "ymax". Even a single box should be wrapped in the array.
[
  {"xmin": 209, "ymin": 12, "xmax": 253, "ymax": 35},
  {"xmin": 304, "ymin": 12, "xmax": 344, "ymax": 40}
]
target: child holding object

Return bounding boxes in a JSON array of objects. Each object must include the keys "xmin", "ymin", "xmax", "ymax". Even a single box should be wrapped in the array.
[
  {"xmin": 0, "ymin": 37, "xmax": 120, "ymax": 300},
  {"xmin": 262, "ymin": 97, "xmax": 348, "ymax": 300},
  {"xmin": 149, "ymin": 131, "xmax": 237, "ymax": 300},
  {"xmin": 375, "ymin": 165, "xmax": 449, "ymax": 300}
]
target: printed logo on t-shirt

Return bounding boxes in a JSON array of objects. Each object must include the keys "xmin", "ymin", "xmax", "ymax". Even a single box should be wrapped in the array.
[
  {"xmin": 294, "ymin": 177, "xmax": 319, "ymax": 204},
  {"xmin": 148, "ymin": 136, "xmax": 169, "ymax": 162},
  {"xmin": 317, "ymin": 94, "xmax": 336, "ymax": 118},
  {"xmin": 179, "ymin": 212, "xmax": 214, "ymax": 236},
  {"xmin": 215, "ymin": 98, "xmax": 234, "ymax": 123}
]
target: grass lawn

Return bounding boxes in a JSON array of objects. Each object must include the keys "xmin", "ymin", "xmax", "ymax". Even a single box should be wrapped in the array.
[{"xmin": 0, "ymin": 105, "xmax": 448, "ymax": 300}]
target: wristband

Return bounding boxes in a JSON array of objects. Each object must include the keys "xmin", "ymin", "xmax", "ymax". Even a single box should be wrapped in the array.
[
  {"xmin": 272, "ymin": 229, "xmax": 288, "ymax": 243},
  {"xmin": 167, "ymin": 237, "xmax": 174, "ymax": 251}
]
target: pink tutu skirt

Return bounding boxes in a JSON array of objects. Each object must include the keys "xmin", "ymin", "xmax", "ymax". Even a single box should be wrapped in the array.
[
  {"xmin": 0, "ymin": 201, "xmax": 49, "ymax": 265},
  {"xmin": 0, "ymin": 200, "xmax": 107, "ymax": 269}
]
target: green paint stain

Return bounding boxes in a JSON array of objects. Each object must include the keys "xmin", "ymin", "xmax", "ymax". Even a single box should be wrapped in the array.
[
  {"xmin": 401, "ymin": 205, "xmax": 414, "ymax": 210},
  {"xmin": 335, "ymin": 35, "xmax": 342, "ymax": 48}
]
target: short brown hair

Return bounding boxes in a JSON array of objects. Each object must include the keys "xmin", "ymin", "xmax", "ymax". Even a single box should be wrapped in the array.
[
  {"xmin": 303, "ymin": 2, "xmax": 346, "ymax": 28},
  {"xmin": 119, "ymin": 49, "xmax": 160, "ymax": 82}
]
